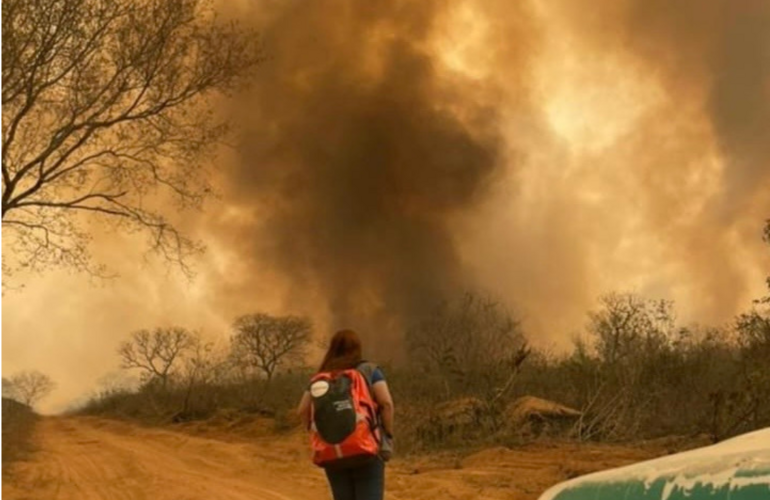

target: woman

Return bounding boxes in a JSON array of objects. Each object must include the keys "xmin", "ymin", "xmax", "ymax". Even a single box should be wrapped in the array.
[{"xmin": 297, "ymin": 329, "xmax": 395, "ymax": 500}]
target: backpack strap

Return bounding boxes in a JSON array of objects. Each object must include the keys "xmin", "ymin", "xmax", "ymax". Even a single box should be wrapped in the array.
[{"xmin": 355, "ymin": 360, "xmax": 383, "ymax": 435}]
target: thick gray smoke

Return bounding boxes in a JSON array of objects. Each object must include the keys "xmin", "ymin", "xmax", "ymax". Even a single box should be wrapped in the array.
[
  {"xmin": 226, "ymin": 0, "xmax": 529, "ymax": 355},
  {"xmin": 220, "ymin": 0, "xmax": 769, "ymax": 348}
]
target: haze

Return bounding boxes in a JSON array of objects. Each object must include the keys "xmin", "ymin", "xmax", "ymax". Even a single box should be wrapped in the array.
[{"xmin": 3, "ymin": 0, "xmax": 769, "ymax": 414}]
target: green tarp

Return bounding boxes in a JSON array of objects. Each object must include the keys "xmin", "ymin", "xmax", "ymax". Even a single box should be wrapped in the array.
[
  {"xmin": 540, "ymin": 428, "xmax": 770, "ymax": 500},
  {"xmin": 549, "ymin": 474, "xmax": 770, "ymax": 500}
]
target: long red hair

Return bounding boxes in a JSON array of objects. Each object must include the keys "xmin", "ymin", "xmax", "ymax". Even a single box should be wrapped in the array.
[{"xmin": 319, "ymin": 329, "xmax": 363, "ymax": 372}]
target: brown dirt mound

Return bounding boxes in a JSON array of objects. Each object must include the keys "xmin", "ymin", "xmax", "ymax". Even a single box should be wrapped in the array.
[
  {"xmin": 503, "ymin": 396, "xmax": 582, "ymax": 439},
  {"xmin": 506, "ymin": 396, "xmax": 581, "ymax": 423}
]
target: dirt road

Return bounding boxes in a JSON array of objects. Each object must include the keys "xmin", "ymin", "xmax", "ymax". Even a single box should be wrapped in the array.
[
  {"xmin": 3, "ymin": 417, "xmax": 327, "ymax": 500},
  {"xmin": 3, "ymin": 416, "xmax": 667, "ymax": 500}
]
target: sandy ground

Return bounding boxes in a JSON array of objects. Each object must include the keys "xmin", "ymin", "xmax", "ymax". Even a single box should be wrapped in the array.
[{"xmin": 3, "ymin": 416, "xmax": 669, "ymax": 500}]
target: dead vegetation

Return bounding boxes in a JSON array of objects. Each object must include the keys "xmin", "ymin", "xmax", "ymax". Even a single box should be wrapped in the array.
[
  {"xmin": 78, "ymin": 289, "xmax": 770, "ymax": 457},
  {"xmin": 2, "ymin": 397, "xmax": 38, "ymax": 474}
]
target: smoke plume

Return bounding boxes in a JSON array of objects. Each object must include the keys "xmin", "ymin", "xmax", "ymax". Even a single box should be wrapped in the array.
[
  {"xmin": 217, "ymin": 0, "xmax": 770, "ymax": 348},
  {"xmin": 225, "ymin": 0, "xmax": 537, "ymax": 356}
]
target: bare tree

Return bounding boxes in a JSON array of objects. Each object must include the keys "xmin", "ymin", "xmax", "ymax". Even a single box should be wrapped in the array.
[
  {"xmin": 588, "ymin": 292, "xmax": 675, "ymax": 365},
  {"xmin": 405, "ymin": 292, "xmax": 527, "ymax": 400},
  {"xmin": 1, "ymin": 0, "xmax": 260, "ymax": 277},
  {"xmin": 118, "ymin": 327, "xmax": 198, "ymax": 389},
  {"xmin": 6, "ymin": 370, "xmax": 56, "ymax": 407},
  {"xmin": 94, "ymin": 370, "xmax": 139, "ymax": 399},
  {"xmin": 765, "ymin": 219, "xmax": 770, "ymax": 246},
  {"xmin": 406, "ymin": 292, "xmax": 526, "ymax": 374},
  {"xmin": 231, "ymin": 314, "xmax": 312, "ymax": 382},
  {"xmin": 176, "ymin": 338, "xmax": 214, "ymax": 417},
  {"xmin": 182, "ymin": 340, "xmax": 230, "ymax": 387},
  {"xmin": 2, "ymin": 377, "xmax": 15, "ymax": 399}
]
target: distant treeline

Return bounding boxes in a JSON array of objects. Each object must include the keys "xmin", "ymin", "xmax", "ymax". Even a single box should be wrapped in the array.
[{"xmin": 80, "ymin": 282, "xmax": 770, "ymax": 453}]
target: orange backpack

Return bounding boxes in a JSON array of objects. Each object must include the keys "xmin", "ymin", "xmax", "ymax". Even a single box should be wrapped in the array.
[{"xmin": 308, "ymin": 362, "xmax": 381, "ymax": 469}]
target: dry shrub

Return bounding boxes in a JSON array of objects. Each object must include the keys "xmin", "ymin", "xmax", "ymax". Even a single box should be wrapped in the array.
[
  {"xmin": 2, "ymin": 398, "xmax": 38, "ymax": 473},
  {"xmin": 78, "ymin": 289, "xmax": 770, "ymax": 453},
  {"xmin": 80, "ymin": 368, "xmax": 313, "ymax": 428}
]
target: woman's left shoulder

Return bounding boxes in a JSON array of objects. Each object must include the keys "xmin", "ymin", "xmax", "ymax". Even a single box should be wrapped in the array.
[
  {"xmin": 358, "ymin": 361, "xmax": 385, "ymax": 384},
  {"xmin": 370, "ymin": 366, "xmax": 386, "ymax": 384}
]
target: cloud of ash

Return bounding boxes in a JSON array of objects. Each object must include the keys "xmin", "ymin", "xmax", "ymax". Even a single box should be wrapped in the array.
[{"xmin": 218, "ymin": 0, "xmax": 539, "ymax": 357}]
